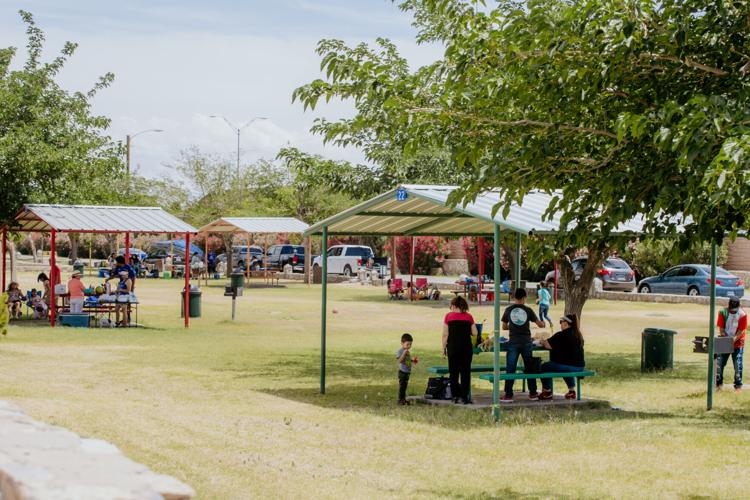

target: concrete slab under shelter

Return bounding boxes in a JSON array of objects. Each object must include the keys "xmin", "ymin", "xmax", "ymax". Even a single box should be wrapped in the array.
[{"xmin": 409, "ymin": 392, "xmax": 610, "ymax": 411}]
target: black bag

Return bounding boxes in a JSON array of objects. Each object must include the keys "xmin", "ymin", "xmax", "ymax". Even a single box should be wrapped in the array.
[
  {"xmin": 524, "ymin": 356, "xmax": 543, "ymax": 374},
  {"xmin": 425, "ymin": 377, "xmax": 452, "ymax": 400}
]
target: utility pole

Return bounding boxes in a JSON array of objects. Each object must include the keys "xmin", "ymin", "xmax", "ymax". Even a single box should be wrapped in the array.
[{"xmin": 209, "ymin": 116, "xmax": 268, "ymax": 180}]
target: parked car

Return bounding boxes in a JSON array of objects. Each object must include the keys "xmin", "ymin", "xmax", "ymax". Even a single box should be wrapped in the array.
[
  {"xmin": 117, "ymin": 248, "xmax": 148, "ymax": 262},
  {"xmin": 544, "ymin": 256, "xmax": 636, "ymax": 292},
  {"xmin": 216, "ymin": 245, "xmax": 264, "ymax": 269},
  {"xmin": 638, "ymin": 264, "xmax": 745, "ymax": 297},
  {"xmin": 312, "ymin": 245, "xmax": 374, "ymax": 276},
  {"xmin": 267, "ymin": 244, "xmax": 305, "ymax": 272}
]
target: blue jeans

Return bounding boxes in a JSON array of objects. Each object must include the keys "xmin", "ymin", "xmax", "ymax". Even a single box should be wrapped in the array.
[
  {"xmin": 539, "ymin": 304, "xmax": 551, "ymax": 323},
  {"xmin": 504, "ymin": 341, "xmax": 537, "ymax": 396},
  {"xmin": 717, "ymin": 347, "xmax": 743, "ymax": 388},
  {"xmin": 540, "ymin": 361, "xmax": 584, "ymax": 390}
]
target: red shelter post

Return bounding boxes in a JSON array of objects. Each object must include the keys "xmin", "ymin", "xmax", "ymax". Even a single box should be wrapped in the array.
[
  {"xmin": 477, "ymin": 236, "xmax": 484, "ymax": 304},
  {"xmin": 184, "ymin": 232, "xmax": 190, "ymax": 328},
  {"xmin": 124, "ymin": 233, "xmax": 131, "ymax": 262},
  {"xmin": 204, "ymin": 234, "xmax": 209, "ymax": 285},
  {"xmin": 50, "ymin": 230, "xmax": 57, "ymax": 327},
  {"xmin": 409, "ymin": 236, "xmax": 415, "ymax": 302},
  {"xmin": 1, "ymin": 227, "xmax": 6, "ymax": 292}
]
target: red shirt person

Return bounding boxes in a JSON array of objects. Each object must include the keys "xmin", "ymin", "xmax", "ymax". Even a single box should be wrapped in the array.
[{"xmin": 716, "ymin": 297, "xmax": 746, "ymax": 391}]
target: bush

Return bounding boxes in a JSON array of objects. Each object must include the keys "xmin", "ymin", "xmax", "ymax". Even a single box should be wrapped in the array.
[{"xmin": 385, "ymin": 237, "xmax": 448, "ymax": 274}]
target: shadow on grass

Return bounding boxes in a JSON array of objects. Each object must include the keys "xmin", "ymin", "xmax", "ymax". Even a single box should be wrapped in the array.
[
  {"xmin": 584, "ymin": 353, "xmax": 705, "ymax": 382},
  {"xmin": 240, "ymin": 352, "xmax": 674, "ymax": 429}
]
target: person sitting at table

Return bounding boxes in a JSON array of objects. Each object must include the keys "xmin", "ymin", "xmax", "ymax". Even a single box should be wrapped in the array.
[
  {"xmin": 67, "ymin": 270, "xmax": 86, "ymax": 314},
  {"xmin": 6, "ymin": 282, "xmax": 24, "ymax": 319},
  {"xmin": 441, "ymin": 296, "xmax": 478, "ymax": 404},
  {"xmin": 536, "ymin": 313, "xmax": 586, "ymax": 401},
  {"xmin": 114, "ymin": 270, "xmax": 133, "ymax": 327}
]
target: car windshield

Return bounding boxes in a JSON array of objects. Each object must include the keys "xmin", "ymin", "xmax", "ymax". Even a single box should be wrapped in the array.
[
  {"xmin": 604, "ymin": 258, "xmax": 630, "ymax": 269},
  {"xmin": 696, "ymin": 265, "xmax": 733, "ymax": 276}
]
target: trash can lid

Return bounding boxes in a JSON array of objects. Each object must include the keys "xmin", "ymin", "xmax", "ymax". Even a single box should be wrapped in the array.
[{"xmin": 643, "ymin": 328, "xmax": 677, "ymax": 335}]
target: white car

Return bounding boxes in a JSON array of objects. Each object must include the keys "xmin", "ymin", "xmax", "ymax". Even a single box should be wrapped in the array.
[{"xmin": 312, "ymin": 245, "xmax": 374, "ymax": 276}]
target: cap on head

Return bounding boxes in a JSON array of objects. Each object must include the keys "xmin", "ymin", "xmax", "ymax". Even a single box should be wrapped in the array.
[
  {"xmin": 71, "ymin": 271, "xmax": 82, "ymax": 278},
  {"xmin": 729, "ymin": 297, "xmax": 741, "ymax": 309}
]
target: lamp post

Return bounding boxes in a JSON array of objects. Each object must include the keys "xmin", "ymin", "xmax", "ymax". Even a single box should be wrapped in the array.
[
  {"xmin": 126, "ymin": 129, "xmax": 164, "ymax": 177},
  {"xmin": 209, "ymin": 115, "xmax": 267, "ymax": 179}
]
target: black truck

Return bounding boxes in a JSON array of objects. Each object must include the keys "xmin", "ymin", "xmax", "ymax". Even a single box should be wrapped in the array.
[{"xmin": 266, "ymin": 244, "xmax": 306, "ymax": 272}]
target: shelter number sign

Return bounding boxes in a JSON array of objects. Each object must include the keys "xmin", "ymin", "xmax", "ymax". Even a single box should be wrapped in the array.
[{"xmin": 396, "ymin": 188, "xmax": 408, "ymax": 201}]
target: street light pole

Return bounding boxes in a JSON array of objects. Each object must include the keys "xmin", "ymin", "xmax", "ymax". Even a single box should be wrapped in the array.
[
  {"xmin": 126, "ymin": 128, "xmax": 164, "ymax": 178},
  {"xmin": 209, "ymin": 115, "xmax": 268, "ymax": 180}
]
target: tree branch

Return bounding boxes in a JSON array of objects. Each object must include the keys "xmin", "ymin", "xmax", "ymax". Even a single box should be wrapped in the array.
[
  {"xmin": 406, "ymin": 106, "xmax": 620, "ymax": 140},
  {"xmin": 639, "ymin": 53, "xmax": 729, "ymax": 76}
]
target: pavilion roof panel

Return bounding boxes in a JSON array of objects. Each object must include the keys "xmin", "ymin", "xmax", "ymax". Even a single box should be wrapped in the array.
[
  {"xmin": 199, "ymin": 217, "xmax": 309, "ymax": 234},
  {"xmin": 13, "ymin": 205, "xmax": 197, "ymax": 234},
  {"xmin": 305, "ymin": 184, "xmax": 649, "ymax": 237}
]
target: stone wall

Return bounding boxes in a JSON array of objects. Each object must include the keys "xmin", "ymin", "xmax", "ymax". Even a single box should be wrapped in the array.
[
  {"xmin": 0, "ymin": 400, "xmax": 194, "ymax": 500},
  {"xmin": 591, "ymin": 290, "xmax": 750, "ymax": 306}
]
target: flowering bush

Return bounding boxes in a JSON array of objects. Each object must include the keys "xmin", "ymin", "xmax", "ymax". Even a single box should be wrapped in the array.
[{"xmin": 385, "ymin": 237, "xmax": 449, "ymax": 274}]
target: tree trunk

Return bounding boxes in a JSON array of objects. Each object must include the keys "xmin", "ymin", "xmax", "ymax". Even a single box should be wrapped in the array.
[
  {"xmin": 69, "ymin": 233, "xmax": 79, "ymax": 262},
  {"xmin": 502, "ymin": 243, "xmax": 516, "ymax": 282},
  {"xmin": 557, "ymin": 245, "xmax": 604, "ymax": 320},
  {"xmin": 28, "ymin": 235, "xmax": 38, "ymax": 263},
  {"xmin": 9, "ymin": 241, "xmax": 17, "ymax": 283},
  {"xmin": 223, "ymin": 233, "xmax": 234, "ymax": 278}
]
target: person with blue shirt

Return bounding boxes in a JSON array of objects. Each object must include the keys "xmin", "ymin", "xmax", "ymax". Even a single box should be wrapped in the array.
[
  {"xmin": 106, "ymin": 255, "xmax": 137, "ymax": 291},
  {"xmin": 536, "ymin": 281, "xmax": 553, "ymax": 332}
]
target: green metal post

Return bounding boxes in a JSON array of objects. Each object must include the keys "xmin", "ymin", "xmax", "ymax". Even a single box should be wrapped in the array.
[
  {"xmin": 514, "ymin": 232, "xmax": 522, "ymax": 291},
  {"xmin": 707, "ymin": 241, "xmax": 717, "ymax": 410},
  {"xmin": 493, "ymin": 224, "xmax": 501, "ymax": 423},
  {"xmin": 320, "ymin": 227, "xmax": 328, "ymax": 394}
]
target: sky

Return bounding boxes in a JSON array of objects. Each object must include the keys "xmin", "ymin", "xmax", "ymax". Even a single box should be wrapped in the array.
[{"xmin": 0, "ymin": 0, "xmax": 442, "ymax": 178}]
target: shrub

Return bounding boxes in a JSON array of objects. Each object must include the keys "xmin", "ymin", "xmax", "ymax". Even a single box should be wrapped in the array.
[{"xmin": 385, "ymin": 237, "xmax": 449, "ymax": 274}]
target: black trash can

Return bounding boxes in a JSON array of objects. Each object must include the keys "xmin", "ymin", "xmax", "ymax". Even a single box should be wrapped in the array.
[
  {"xmin": 641, "ymin": 328, "xmax": 677, "ymax": 371},
  {"xmin": 230, "ymin": 272, "xmax": 245, "ymax": 290},
  {"xmin": 73, "ymin": 263, "xmax": 85, "ymax": 275},
  {"xmin": 180, "ymin": 289, "xmax": 202, "ymax": 318}
]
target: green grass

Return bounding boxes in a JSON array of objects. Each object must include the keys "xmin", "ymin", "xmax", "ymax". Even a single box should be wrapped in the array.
[{"xmin": 1, "ymin": 273, "xmax": 749, "ymax": 499}]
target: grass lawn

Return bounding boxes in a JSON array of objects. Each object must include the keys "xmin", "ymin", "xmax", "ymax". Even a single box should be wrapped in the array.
[{"xmin": 1, "ymin": 273, "xmax": 748, "ymax": 499}]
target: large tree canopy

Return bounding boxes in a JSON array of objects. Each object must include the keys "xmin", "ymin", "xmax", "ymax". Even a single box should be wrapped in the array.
[
  {"xmin": 294, "ymin": 0, "xmax": 750, "ymax": 316},
  {"xmin": 0, "ymin": 11, "xmax": 123, "ymax": 225}
]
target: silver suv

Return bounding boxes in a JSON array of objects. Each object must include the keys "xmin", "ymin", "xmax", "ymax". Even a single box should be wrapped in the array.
[{"xmin": 545, "ymin": 257, "xmax": 636, "ymax": 292}]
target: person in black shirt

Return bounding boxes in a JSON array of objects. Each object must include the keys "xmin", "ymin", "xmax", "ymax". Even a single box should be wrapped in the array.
[
  {"xmin": 500, "ymin": 288, "xmax": 546, "ymax": 401},
  {"xmin": 537, "ymin": 313, "xmax": 586, "ymax": 400}
]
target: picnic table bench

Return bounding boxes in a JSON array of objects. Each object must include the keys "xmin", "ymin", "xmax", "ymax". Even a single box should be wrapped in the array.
[
  {"xmin": 479, "ymin": 370, "xmax": 596, "ymax": 400},
  {"xmin": 427, "ymin": 364, "xmax": 504, "ymax": 375}
]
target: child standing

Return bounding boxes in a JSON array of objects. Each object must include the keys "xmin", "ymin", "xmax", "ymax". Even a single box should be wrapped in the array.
[
  {"xmin": 396, "ymin": 333, "xmax": 414, "ymax": 405},
  {"xmin": 536, "ymin": 281, "xmax": 553, "ymax": 332},
  {"xmin": 716, "ymin": 297, "xmax": 746, "ymax": 392}
]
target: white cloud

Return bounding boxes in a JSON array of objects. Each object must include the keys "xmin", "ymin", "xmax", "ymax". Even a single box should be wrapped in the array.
[{"xmin": 2, "ymin": 3, "xmax": 443, "ymax": 178}]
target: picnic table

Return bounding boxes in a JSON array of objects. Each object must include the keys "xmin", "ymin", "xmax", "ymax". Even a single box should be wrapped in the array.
[
  {"xmin": 55, "ymin": 292, "xmax": 140, "ymax": 327},
  {"xmin": 452, "ymin": 278, "xmax": 494, "ymax": 303}
]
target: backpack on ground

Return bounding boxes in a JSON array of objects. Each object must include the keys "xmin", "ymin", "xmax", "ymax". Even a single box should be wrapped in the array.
[{"xmin": 425, "ymin": 377, "xmax": 452, "ymax": 400}]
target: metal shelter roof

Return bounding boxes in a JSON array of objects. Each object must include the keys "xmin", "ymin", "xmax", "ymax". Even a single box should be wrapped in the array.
[
  {"xmin": 199, "ymin": 217, "xmax": 310, "ymax": 234},
  {"xmin": 13, "ymin": 204, "xmax": 198, "ymax": 234},
  {"xmin": 304, "ymin": 184, "xmax": 647, "ymax": 237}
]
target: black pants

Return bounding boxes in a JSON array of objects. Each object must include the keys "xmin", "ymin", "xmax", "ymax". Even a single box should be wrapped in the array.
[
  {"xmin": 398, "ymin": 371, "xmax": 410, "ymax": 401},
  {"xmin": 448, "ymin": 347, "xmax": 473, "ymax": 400}
]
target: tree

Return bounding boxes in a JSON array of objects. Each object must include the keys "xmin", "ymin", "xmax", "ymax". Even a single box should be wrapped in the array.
[
  {"xmin": 294, "ymin": 0, "xmax": 750, "ymax": 317},
  {"xmin": 1, "ymin": 11, "xmax": 124, "ymax": 272},
  {"xmin": 0, "ymin": 11, "xmax": 124, "ymax": 225}
]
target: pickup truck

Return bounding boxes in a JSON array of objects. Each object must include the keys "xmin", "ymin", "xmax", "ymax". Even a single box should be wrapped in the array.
[
  {"xmin": 312, "ymin": 245, "xmax": 374, "ymax": 277},
  {"xmin": 266, "ymin": 244, "xmax": 305, "ymax": 272}
]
